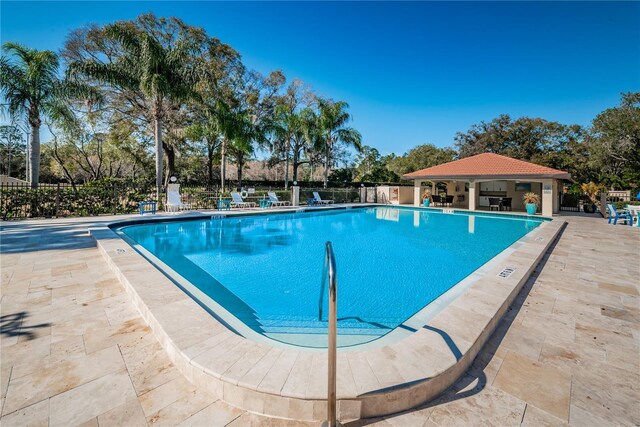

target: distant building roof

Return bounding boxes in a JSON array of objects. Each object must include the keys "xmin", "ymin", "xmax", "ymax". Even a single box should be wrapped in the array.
[
  {"xmin": 402, "ymin": 153, "xmax": 571, "ymax": 180},
  {"xmin": 0, "ymin": 175, "xmax": 29, "ymax": 185}
]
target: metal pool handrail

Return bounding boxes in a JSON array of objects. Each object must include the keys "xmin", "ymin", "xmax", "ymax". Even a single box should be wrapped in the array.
[{"xmin": 321, "ymin": 241, "xmax": 338, "ymax": 427}]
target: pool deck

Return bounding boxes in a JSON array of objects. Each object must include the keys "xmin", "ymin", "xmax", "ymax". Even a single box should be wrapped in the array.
[{"xmin": 1, "ymin": 207, "xmax": 639, "ymax": 426}]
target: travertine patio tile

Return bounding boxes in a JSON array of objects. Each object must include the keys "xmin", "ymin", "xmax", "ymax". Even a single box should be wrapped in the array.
[
  {"xmin": 50, "ymin": 314, "xmax": 111, "ymax": 344},
  {"xmin": 568, "ymin": 403, "xmax": 616, "ymax": 427},
  {"xmin": 575, "ymin": 321, "xmax": 638, "ymax": 349},
  {"xmin": 1, "ymin": 367, "xmax": 11, "ymax": 399},
  {"xmin": 83, "ymin": 317, "xmax": 151, "ymax": 354},
  {"xmin": 3, "ymin": 345, "xmax": 124, "ymax": 414},
  {"xmin": 222, "ymin": 345, "xmax": 270, "ymax": 385},
  {"xmin": 519, "ymin": 310, "xmax": 575, "ymax": 344},
  {"xmin": 538, "ymin": 339, "xmax": 605, "ymax": 373},
  {"xmin": 494, "ymin": 351, "xmax": 571, "ymax": 420},
  {"xmin": 428, "ymin": 385, "xmax": 526, "ymax": 426},
  {"xmin": 346, "ymin": 352, "xmax": 382, "ymax": 395},
  {"xmin": 362, "ymin": 347, "xmax": 406, "ymax": 388},
  {"xmin": 96, "ymin": 398, "xmax": 148, "ymax": 427},
  {"xmin": 492, "ymin": 322, "xmax": 545, "ymax": 360},
  {"xmin": 237, "ymin": 347, "xmax": 282, "ymax": 390},
  {"xmin": 226, "ymin": 411, "xmax": 316, "ymax": 426},
  {"xmin": 570, "ymin": 361, "xmax": 640, "ymax": 426},
  {"xmin": 519, "ymin": 291, "xmax": 556, "ymax": 314},
  {"xmin": 122, "ymin": 341, "xmax": 182, "ymax": 397},
  {"xmin": 146, "ymin": 388, "xmax": 214, "ymax": 426},
  {"xmin": 521, "ymin": 404, "xmax": 569, "ymax": 426},
  {"xmin": 76, "ymin": 416, "xmax": 99, "ymax": 427},
  {"xmin": 383, "ymin": 405, "xmax": 433, "ymax": 427},
  {"xmin": 51, "ymin": 261, "xmax": 88, "ymax": 276},
  {"xmin": 598, "ymin": 282, "xmax": 639, "ymax": 296},
  {"xmin": 138, "ymin": 375, "xmax": 197, "ymax": 418},
  {"xmin": 103, "ymin": 298, "xmax": 142, "ymax": 325},
  {"xmin": 465, "ymin": 350, "xmax": 504, "ymax": 385},
  {"xmin": 49, "ymin": 369, "xmax": 136, "ymax": 426},
  {"xmin": 603, "ymin": 341, "xmax": 640, "ymax": 372},
  {"xmin": 0, "ymin": 398, "xmax": 49, "ymax": 426},
  {"xmin": 176, "ymin": 399, "xmax": 243, "ymax": 426},
  {"xmin": 0, "ymin": 336, "xmax": 50, "ymax": 371},
  {"xmin": 426, "ymin": 305, "xmax": 491, "ymax": 355},
  {"xmin": 280, "ymin": 352, "xmax": 313, "ymax": 398},
  {"xmin": 600, "ymin": 304, "xmax": 640, "ymax": 324},
  {"xmin": 256, "ymin": 349, "xmax": 299, "ymax": 394}
]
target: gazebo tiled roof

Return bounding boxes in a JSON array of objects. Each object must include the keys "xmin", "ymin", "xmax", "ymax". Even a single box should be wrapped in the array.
[{"xmin": 403, "ymin": 153, "xmax": 571, "ymax": 180}]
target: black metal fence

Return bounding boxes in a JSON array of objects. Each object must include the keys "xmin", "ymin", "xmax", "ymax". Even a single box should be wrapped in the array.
[
  {"xmin": 0, "ymin": 180, "xmax": 157, "ymax": 220},
  {"xmin": 0, "ymin": 180, "xmax": 366, "ymax": 220}
]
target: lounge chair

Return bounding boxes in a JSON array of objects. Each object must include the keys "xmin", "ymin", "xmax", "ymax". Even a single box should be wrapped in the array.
[
  {"xmin": 606, "ymin": 204, "xmax": 632, "ymax": 226},
  {"xmin": 268, "ymin": 192, "xmax": 291, "ymax": 206},
  {"xmin": 313, "ymin": 192, "xmax": 334, "ymax": 204},
  {"xmin": 431, "ymin": 195, "xmax": 442, "ymax": 207},
  {"xmin": 231, "ymin": 192, "xmax": 256, "ymax": 208},
  {"xmin": 166, "ymin": 184, "xmax": 192, "ymax": 212}
]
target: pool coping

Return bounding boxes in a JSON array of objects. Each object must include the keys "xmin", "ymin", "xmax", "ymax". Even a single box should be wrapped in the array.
[{"xmin": 90, "ymin": 204, "xmax": 566, "ymax": 421}]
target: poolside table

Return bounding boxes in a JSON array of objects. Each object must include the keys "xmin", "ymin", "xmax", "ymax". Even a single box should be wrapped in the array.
[
  {"xmin": 627, "ymin": 205, "xmax": 640, "ymax": 227},
  {"xmin": 138, "ymin": 201, "xmax": 157, "ymax": 215},
  {"xmin": 259, "ymin": 199, "xmax": 272, "ymax": 209},
  {"xmin": 217, "ymin": 199, "xmax": 232, "ymax": 211}
]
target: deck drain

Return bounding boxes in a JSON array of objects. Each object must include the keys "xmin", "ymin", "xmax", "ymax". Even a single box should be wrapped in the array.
[
  {"xmin": 116, "ymin": 248, "xmax": 127, "ymax": 254},
  {"xmin": 497, "ymin": 267, "xmax": 516, "ymax": 278},
  {"xmin": 535, "ymin": 236, "xmax": 544, "ymax": 242},
  {"xmin": 210, "ymin": 215, "xmax": 225, "ymax": 220}
]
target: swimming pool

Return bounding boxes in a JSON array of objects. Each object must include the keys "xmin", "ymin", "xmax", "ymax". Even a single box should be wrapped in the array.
[{"xmin": 116, "ymin": 206, "xmax": 546, "ymax": 348}]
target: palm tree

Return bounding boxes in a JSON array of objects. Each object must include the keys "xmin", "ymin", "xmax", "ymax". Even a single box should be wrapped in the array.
[
  {"xmin": 270, "ymin": 104, "xmax": 296, "ymax": 189},
  {"xmin": 0, "ymin": 43, "xmax": 72, "ymax": 188},
  {"xmin": 68, "ymin": 15, "xmax": 200, "ymax": 199},
  {"xmin": 315, "ymin": 99, "xmax": 362, "ymax": 188}
]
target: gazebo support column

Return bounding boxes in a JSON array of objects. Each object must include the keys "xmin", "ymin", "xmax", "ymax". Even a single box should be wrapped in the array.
[
  {"xmin": 468, "ymin": 181, "xmax": 477, "ymax": 211},
  {"xmin": 413, "ymin": 180, "xmax": 423, "ymax": 206},
  {"xmin": 542, "ymin": 178, "xmax": 553, "ymax": 216}
]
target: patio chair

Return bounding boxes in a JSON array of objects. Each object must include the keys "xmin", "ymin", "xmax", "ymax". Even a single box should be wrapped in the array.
[
  {"xmin": 432, "ymin": 195, "xmax": 442, "ymax": 207},
  {"xmin": 268, "ymin": 191, "xmax": 291, "ymax": 207},
  {"xmin": 606, "ymin": 204, "xmax": 632, "ymax": 226},
  {"xmin": 489, "ymin": 197, "xmax": 501, "ymax": 211},
  {"xmin": 231, "ymin": 192, "xmax": 256, "ymax": 208},
  {"xmin": 313, "ymin": 192, "xmax": 334, "ymax": 204},
  {"xmin": 501, "ymin": 198, "xmax": 512, "ymax": 211},
  {"xmin": 166, "ymin": 184, "xmax": 192, "ymax": 212},
  {"xmin": 445, "ymin": 195, "xmax": 454, "ymax": 207}
]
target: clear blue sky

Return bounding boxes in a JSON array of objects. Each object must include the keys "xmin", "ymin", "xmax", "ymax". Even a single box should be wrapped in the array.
[{"xmin": 2, "ymin": 1, "xmax": 639, "ymax": 155}]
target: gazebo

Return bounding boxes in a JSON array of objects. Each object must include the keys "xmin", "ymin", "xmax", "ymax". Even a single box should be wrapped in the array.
[{"xmin": 402, "ymin": 153, "xmax": 571, "ymax": 216}]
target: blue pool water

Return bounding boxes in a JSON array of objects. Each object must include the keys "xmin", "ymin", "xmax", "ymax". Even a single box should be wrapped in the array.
[{"xmin": 118, "ymin": 207, "xmax": 545, "ymax": 347}]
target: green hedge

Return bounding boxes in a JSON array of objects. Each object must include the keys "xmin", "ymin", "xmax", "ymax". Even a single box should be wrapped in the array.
[
  {"xmin": 0, "ymin": 179, "xmax": 156, "ymax": 220},
  {"xmin": 0, "ymin": 181, "xmax": 296, "ymax": 220}
]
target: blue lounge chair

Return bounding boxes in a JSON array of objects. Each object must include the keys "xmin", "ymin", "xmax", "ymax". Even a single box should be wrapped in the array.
[{"xmin": 606, "ymin": 204, "xmax": 632, "ymax": 226}]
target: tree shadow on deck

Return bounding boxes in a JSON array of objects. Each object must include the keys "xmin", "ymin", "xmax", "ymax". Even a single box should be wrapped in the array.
[
  {"xmin": 0, "ymin": 218, "xmax": 122, "ymax": 254},
  {"xmin": 0, "ymin": 311, "xmax": 51, "ymax": 341},
  {"xmin": 347, "ymin": 223, "xmax": 566, "ymax": 426}
]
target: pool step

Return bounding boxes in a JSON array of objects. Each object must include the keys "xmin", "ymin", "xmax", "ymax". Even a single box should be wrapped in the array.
[{"xmin": 236, "ymin": 315, "xmax": 397, "ymax": 336}]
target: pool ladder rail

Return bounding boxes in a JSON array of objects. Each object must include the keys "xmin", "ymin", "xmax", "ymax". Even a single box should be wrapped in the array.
[{"xmin": 320, "ymin": 241, "xmax": 339, "ymax": 427}]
